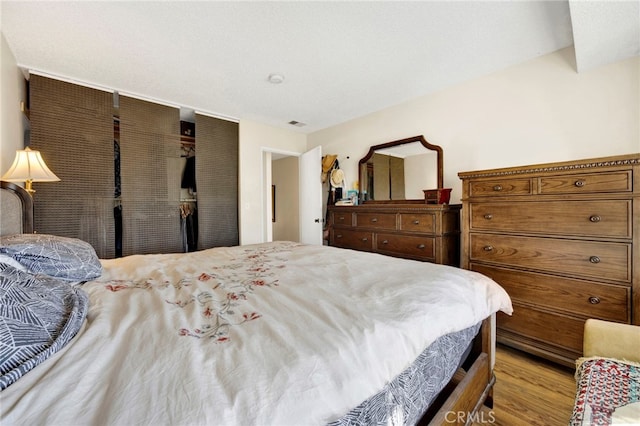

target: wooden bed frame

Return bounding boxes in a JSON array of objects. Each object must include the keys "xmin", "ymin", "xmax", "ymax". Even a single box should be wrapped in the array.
[
  {"xmin": 422, "ymin": 317, "xmax": 496, "ymax": 425},
  {"xmin": 0, "ymin": 182, "xmax": 496, "ymax": 425}
]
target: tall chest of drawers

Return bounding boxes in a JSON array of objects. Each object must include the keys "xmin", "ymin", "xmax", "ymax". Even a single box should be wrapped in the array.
[
  {"xmin": 327, "ymin": 204, "xmax": 461, "ymax": 266},
  {"xmin": 459, "ymin": 154, "xmax": 640, "ymax": 367}
]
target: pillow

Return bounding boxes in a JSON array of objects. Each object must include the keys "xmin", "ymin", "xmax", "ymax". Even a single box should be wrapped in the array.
[
  {"xmin": 0, "ymin": 253, "xmax": 27, "ymax": 272},
  {"xmin": 0, "ymin": 234, "xmax": 102, "ymax": 281},
  {"xmin": 0, "ymin": 263, "xmax": 89, "ymax": 390}
]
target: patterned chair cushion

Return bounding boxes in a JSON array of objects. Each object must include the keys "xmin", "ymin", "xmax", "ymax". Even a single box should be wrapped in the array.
[
  {"xmin": 0, "ymin": 234, "xmax": 102, "ymax": 282},
  {"xmin": 570, "ymin": 357, "xmax": 640, "ymax": 425},
  {"xmin": 0, "ymin": 263, "xmax": 89, "ymax": 390}
]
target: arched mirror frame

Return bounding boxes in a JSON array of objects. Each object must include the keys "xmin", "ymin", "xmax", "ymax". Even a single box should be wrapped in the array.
[{"xmin": 358, "ymin": 135, "xmax": 443, "ymax": 204}]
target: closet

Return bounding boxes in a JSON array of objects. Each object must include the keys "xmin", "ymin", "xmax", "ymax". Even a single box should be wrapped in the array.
[
  {"xmin": 179, "ymin": 120, "xmax": 197, "ymax": 252},
  {"xmin": 194, "ymin": 113, "xmax": 239, "ymax": 249},
  {"xmin": 28, "ymin": 74, "xmax": 239, "ymax": 257},
  {"xmin": 29, "ymin": 75, "xmax": 115, "ymax": 258},
  {"xmin": 118, "ymin": 95, "xmax": 183, "ymax": 255}
]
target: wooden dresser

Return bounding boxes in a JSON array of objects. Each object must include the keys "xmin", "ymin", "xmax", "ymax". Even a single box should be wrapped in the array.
[
  {"xmin": 327, "ymin": 203, "xmax": 461, "ymax": 266},
  {"xmin": 459, "ymin": 154, "xmax": 640, "ymax": 367}
]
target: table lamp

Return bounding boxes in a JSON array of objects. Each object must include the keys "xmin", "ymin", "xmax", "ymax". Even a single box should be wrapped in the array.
[{"xmin": 1, "ymin": 147, "xmax": 60, "ymax": 195}]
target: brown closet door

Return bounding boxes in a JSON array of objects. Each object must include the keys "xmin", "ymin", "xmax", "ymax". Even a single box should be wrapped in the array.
[
  {"xmin": 119, "ymin": 96, "xmax": 182, "ymax": 255},
  {"xmin": 195, "ymin": 114, "xmax": 239, "ymax": 249},
  {"xmin": 29, "ymin": 75, "xmax": 115, "ymax": 258}
]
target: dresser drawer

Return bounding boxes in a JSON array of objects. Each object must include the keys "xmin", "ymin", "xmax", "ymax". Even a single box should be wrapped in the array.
[
  {"xmin": 498, "ymin": 304, "xmax": 585, "ymax": 353},
  {"xmin": 331, "ymin": 229, "xmax": 374, "ymax": 251},
  {"xmin": 331, "ymin": 211, "xmax": 352, "ymax": 226},
  {"xmin": 399, "ymin": 213, "xmax": 436, "ymax": 233},
  {"xmin": 470, "ymin": 234, "xmax": 630, "ymax": 282},
  {"xmin": 470, "ymin": 200, "xmax": 631, "ymax": 238},
  {"xmin": 376, "ymin": 233, "xmax": 435, "ymax": 261},
  {"xmin": 355, "ymin": 212, "xmax": 396, "ymax": 230},
  {"xmin": 471, "ymin": 264, "xmax": 630, "ymax": 322},
  {"xmin": 469, "ymin": 178, "xmax": 531, "ymax": 197},
  {"xmin": 539, "ymin": 171, "xmax": 632, "ymax": 195}
]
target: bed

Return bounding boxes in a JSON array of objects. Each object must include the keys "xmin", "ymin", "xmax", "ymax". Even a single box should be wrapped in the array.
[{"xmin": 0, "ymin": 182, "xmax": 512, "ymax": 425}]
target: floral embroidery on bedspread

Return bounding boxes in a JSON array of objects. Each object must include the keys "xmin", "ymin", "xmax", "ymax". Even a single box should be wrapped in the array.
[{"xmin": 98, "ymin": 243, "xmax": 298, "ymax": 342}]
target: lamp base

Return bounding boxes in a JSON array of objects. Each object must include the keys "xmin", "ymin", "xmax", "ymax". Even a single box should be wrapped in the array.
[{"xmin": 24, "ymin": 180, "xmax": 35, "ymax": 195}]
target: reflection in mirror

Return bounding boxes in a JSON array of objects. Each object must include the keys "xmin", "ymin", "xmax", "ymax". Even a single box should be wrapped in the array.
[
  {"xmin": 358, "ymin": 135, "xmax": 443, "ymax": 203},
  {"xmin": 361, "ymin": 144, "xmax": 438, "ymax": 201}
]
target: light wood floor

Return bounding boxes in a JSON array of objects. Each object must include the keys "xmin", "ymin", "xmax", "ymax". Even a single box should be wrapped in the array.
[{"xmin": 472, "ymin": 344, "xmax": 576, "ymax": 426}]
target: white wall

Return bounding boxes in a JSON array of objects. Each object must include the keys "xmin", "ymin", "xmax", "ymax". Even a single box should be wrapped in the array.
[
  {"xmin": 1, "ymin": 33, "xmax": 26, "ymax": 175},
  {"xmin": 4, "ymin": 40, "xmax": 637, "ymax": 243},
  {"xmin": 238, "ymin": 119, "xmax": 306, "ymax": 245},
  {"xmin": 308, "ymin": 47, "xmax": 640, "ymax": 205},
  {"xmin": 404, "ymin": 152, "xmax": 437, "ymax": 199}
]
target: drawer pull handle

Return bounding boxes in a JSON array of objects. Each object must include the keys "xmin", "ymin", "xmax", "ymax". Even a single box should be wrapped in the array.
[
  {"xmin": 493, "ymin": 185, "xmax": 503, "ymax": 191},
  {"xmin": 371, "ymin": 218, "xmax": 378, "ymax": 223},
  {"xmin": 574, "ymin": 180, "xmax": 586, "ymax": 187},
  {"xmin": 338, "ymin": 216, "xmax": 345, "ymax": 221},
  {"xmin": 361, "ymin": 237, "xmax": 368, "ymax": 242},
  {"xmin": 589, "ymin": 215, "xmax": 601, "ymax": 223},
  {"xmin": 484, "ymin": 214, "xmax": 493, "ymax": 220},
  {"xmin": 483, "ymin": 245, "xmax": 493, "ymax": 252},
  {"xmin": 382, "ymin": 240, "xmax": 389, "ymax": 245},
  {"xmin": 413, "ymin": 220, "xmax": 420, "ymax": 225},
  {"xmin": 336, "ymin": 234, "xmax": 342, "ymax": 239},
  {"xmin": 589, "ymin": 256, "xmax": 601, "ymax": 264},
  {"xmin": 588, "ymin": 296, "xmax": 601, "ymax": 305},
  {"xmin": 417, "ymin": 244, "xmax": 425, "ymax": 249}
]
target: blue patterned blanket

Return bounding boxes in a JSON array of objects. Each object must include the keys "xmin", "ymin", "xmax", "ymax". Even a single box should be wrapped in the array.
[{"xmin": 0, "ymin": 264, "xmax": 88, "ymax": 390}]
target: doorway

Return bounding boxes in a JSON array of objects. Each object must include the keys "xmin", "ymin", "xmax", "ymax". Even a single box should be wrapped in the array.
[
  {"xmin": 262, "ymin": 149, "xmax": 299, "ymax": 243},
  {"xmin": 261, "ymin": 146, "xmax": 322, "ymax": 245},
  {"xmin": 271, "ymin": 153, "xmax": 299, "ymax": 242}
]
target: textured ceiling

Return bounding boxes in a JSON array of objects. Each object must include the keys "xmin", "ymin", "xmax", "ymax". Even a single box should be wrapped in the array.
[{"xmin": 1, "ymin": 1, "xmax": 638, "ymax": 134}]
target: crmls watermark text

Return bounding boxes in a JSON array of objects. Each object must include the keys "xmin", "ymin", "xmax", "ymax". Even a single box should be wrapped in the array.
[{"xmin": 445, "ymin": 410, "xmax": 496, "ymax": 424}]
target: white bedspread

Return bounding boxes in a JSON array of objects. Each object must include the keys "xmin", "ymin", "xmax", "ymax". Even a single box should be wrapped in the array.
[{"xmin": 1, "ymin": 242, "xmax": 512, "ymax": 425}]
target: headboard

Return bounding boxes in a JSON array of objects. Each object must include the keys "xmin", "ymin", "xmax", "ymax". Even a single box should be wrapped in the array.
[{"xmin": 0, "ymin": 181, "xmax": 33, "ymax": 235}]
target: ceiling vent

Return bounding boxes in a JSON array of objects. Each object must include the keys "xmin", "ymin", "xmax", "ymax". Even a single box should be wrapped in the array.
[{"xmin": 268, "ymin": 74, "xmax": 285, "ymax": 84}]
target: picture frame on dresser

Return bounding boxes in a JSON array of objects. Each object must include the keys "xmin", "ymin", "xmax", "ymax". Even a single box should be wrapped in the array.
[{"xmin": 458, "ymin": 153, "xmax": 640, "ymax": 367}]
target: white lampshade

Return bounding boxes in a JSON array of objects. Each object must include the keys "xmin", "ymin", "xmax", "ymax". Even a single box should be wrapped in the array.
[{"xmin": 1, "ymin": 147, "xmax": 60, "ymax": 193}]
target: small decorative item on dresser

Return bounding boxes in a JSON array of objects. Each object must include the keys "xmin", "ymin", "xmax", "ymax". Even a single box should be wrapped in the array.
[
  {"xmin": 423, "ymin": 188, "xmax": 452, "ymax": 204},
  {"xmin": 347, "ymin": 190, "xmax": 359, "ymax": 205}
]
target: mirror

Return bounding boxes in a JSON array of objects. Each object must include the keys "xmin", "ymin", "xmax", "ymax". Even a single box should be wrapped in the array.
[{"xmin": 359, "ymin": 135, "xmax": 443, "ymax": 203}]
